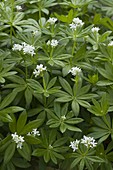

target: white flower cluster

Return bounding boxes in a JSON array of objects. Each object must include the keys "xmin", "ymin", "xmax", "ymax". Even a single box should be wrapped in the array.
[
  {"xmin": 16, "ymin": 5, "xmax": 22, "ymax": 11},
  {"xmin": 81, "ymin": 135, "xmax": 97, "ymax": 148},
  {"xmin": 70, "ymin": 135, "xmax": 97, "ymax": 152},
  {"xmin": 47, "ymin": 17, "xmax": 57, "ymax": 25},
  {"xmin": 27, "ymin": 128, "xmax": 40, "ymax": 137},
  {"xmin": 11, "ymin": 132, "xmax": 24, "ymax": 149},
  {"xmin": 47, "ymin": 39, "xmax": 58, "ymax": 47},
  {"xmin": 108, "ymin": 41, "xmax": 113, "ymax": 46},
  {"xmin": 91, "ymin": 27, "xmax": 100, "ymax": 33},
  {"xmin": 12, "ymin": 42, "xmax": 35, "ymax": 56},
  {"xmin": 33, "ymin": 64, "xmax": 47, "ymax": 77},
  {"xmin": 68, "ymin": 66, "xmax": 81, "ymax": 76},
  {"xmin": 69, "ymin": 17, "xmax": 84, "ymax": 30}
]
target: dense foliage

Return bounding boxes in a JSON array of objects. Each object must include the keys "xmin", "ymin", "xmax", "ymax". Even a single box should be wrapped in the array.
[{"xmin": 1, "ymin": 0, "xmax": 113, "ymax": 169}]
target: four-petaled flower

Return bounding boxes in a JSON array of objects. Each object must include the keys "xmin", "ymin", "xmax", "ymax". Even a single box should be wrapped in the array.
[
  {"xmin": 27, "ymin": 128, "xmax": 40, "ymax": 137},
  {"xmin": 91, "ymin": 27, "xmax": 100, "ymax": 33},
  {"xmin": 47, "ymin": 39, "xmax": 58, "ymax": 47},
  {"xmin": 47, "ymin": 17, "xmax": 57, "ymax": 25},
  {"xmin": 33, "ymin": 64, "xmax": 47, "ymax": 77},
  {"xmin": 68, "ymin": 67, "xmax": 81, "ymax": 76},
  {"xmin": 69, "ymin": 140, "xmax": 80, "ymax": 152},
  {"xmin": 69, "ymin": 17, "xmax": 84, "ymax": 30}
]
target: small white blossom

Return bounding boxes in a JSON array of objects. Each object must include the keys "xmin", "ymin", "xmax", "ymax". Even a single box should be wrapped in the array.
[
  {"xmin": 16, "ymin": 5, "xmax": 22, "ymax": 11},
  {"xmin": 91, "ymin": 27, "xmax": 100, "ymax": 33},
  {"xmin": 32, "ymin": 30, "xmax": 38, "ymax": 35},
  {"xmin": 69, "ymin": 23, "xmax": 77, "ymax": 30},
  {"xmin": 12, "ymin": 42, "xmax": 35, "ymax": 56},
  {"xmin": 69, "ymin": 140, "xmax": 80, "ymax": 152},
  {"xmin": 68, "ymin": 67, "xmax": 81, "ymax": 76},
  {"xmin": 61, "ymin": 115, "xmax": 66, "ymax": 120},
  {"xmin": 73, "ymin": 17, "xmax": 84, "ymax": 26},
  {"xmin": 32, "ymin": 129, "xmax": 40, "ymax": 137},
  {"xmin": 81, "ymin": 135, "xmax": 97, "ymax": 148},
  {"xmin": 12, "ymin": 44, "xmax": 23, "ymax": 51},
  {"xmin": 33, "ymin": 64, "xmax": 47, "ymax": 77},
  {"xmin": 108, "ymin": 41, "xmax": 113, "ymax": 46},
  {"xmin": 22, "ymin": 42, "xmax": 35, "ymax": 56},
  {"xmin": 70, "ymin": 17, "xmax": 84, "ymax": 30},
  {"xmin": 47, "ymin": 17, "xmax": 57, "ymax": 25},
  {"xmin": 47, "ymin": 39, "xmax": 58, "ymax": 47},
  {"xmin": 27, "ymin": 128, "xmax": 40, "ymax": 137},
  {"xmin": 11, "ymin": 132, "xmax": 24, "ymax": 149}
]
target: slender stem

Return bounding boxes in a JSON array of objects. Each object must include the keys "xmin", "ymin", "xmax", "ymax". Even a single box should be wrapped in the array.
[
  {"xmin": 10, "ymin": 0, "xmax": 14, "ymax": 45},
  {"xmin": 39, "ymin": 8, "xmax": 42, "ymax": 28},
  {"xmin": 50, "ymin": 47, "xmax": 54, "ymax": 59},
  {"xmin": 42, "ymin": 75, "xmax": 46, "ymax": 90},
  {"xmin": 70, "ymin": 41, "xmax": 76, "ymax": 66}
]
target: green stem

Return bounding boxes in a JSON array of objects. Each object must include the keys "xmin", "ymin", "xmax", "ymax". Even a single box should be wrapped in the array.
[
  {"xmin": 50, "ymin": 47, "xmax": 54, "ymax": 59},
  {"xmin": 42, "ymin": 75, "xmax": 46, "ymax": 90},
  {"xmin": 10, "ymin": 0, "xmax": 14, "ymax": 45},
  {"xmin": 70, "ymin": 41, "xmax": 76, "ymax": 66},
  {"xmin": 39, "ymin": 8, "xmax": 42, "ymax": 28}
]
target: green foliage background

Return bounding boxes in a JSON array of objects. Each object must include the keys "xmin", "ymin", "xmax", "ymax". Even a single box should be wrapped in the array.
[{"xmin": 0, "ymin": 0, "xmax": 113, "ymax": 169}]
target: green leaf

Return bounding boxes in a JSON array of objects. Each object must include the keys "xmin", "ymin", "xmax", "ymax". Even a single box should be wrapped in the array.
[
  {"xmin": 60, "ymin": 123, "xmax": 66, "ymax": 133},
  {"xmin": 0, "ymin": 106, "xmax": 24, "ymax": 114},
  {"xmin": 71, "ymin": 100, "xmax": 80, "ymax": 116},
  {"xmin": 4, "ymin": 142, "xmax": 16, "ymax": 164},
  {"xmin": 47, "ymin": 77, "xmax": 57, "ymax": 89},
  {"xmin": 87, "ymin": 156, "xmax": 104, "ymax": 162},
  {"xmin": 21, "ymin": 119, "xmax": 44, "ymax": 135},
  {"xmin": 17, "ymin": 142, "xmax": 31, "ymax": 161},
  {"xmin": 0, "ymin": 114, "xmax": 12, "ymax": 122},
  {"xmin": 25, "ymin": 135, "xmax": 41, "ymax": 144},
  {"xmin": 17, "ymin": 110, "xmax": 27, "ymax": 134},
  {"xmin": 25, "ymin": 87, "xmax": 32, "ymax": 107},
  {"xmin": 0, "ymin": 91, "xmax": 17, "ymax": 110},
  {"xmin": 12, "ymin": 158, "xmax": 31, "ymax": 168},
  {"xmin": 59, "ymin": 77, "xmax": 73, "ymax": 95}
]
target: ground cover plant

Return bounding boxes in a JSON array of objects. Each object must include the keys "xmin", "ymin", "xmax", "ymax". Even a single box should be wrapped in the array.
[{"xmin": 1, "ymin": 0, "xmax": 113, "ymax": 169}]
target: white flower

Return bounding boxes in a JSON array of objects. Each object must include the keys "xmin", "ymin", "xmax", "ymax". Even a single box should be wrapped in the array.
[
  {"xmin": 70, "ymin": 17, "xmax": 84, "ymax": 30},
  {"xmin": 69, "ymin": 23, "xmax": 77, "ymax": 30},
  {"xmin": 81, "ymin": 135, "xmax": 97, "ymax": 148},
  {"xmin": 69, "ymin": 140, "xmax": 80, "ymax": 152},
  {"xmin": 22, "ymin": 42, "xmax": 35, "ymax": 56},
  {"xmin": 108, "ymin": 41, "xmax": 113, "ymax": 46},
  {"xmin": 33, "ymin": 64, "xmax": 47, "ymax": 77},
  {"xmin": 47, "ymin": 39, "xmax": 58, "ymax": 47},
  {"xmin": 68, "ymin": 67, "xmax": 81, "ymax": 76},
  {"xmin": 73, "ymin": 17, "xmax": 84, "ymax": 26},
  {"xmin": 16, "ymin": 5, "xmax": 22, "ymax": 11},
  {"xmin": 91, "ymin": 27, "xmax": 100, "ymax": 33},
  {"xmin": 12, "ymin": 42, "xmax": 35, "ymax": 56},
  {"xmin": 61, "ymin": 115, "xmax": 66, "ymax": 120},
  {"xmin": 12, "ymin": 44, "xmax": 23, "ymax": 51},
  {"xmin": 11, "ymin": 132, "xmax": 25, "ymax": 149},
  {"xmin": 31, "ymin": 129, "xmax": 40, "ymax": 137},
  {"xmin": 17, "ymin": 142, "xmax": 23, "ymax": 149},
  {"xmin": 47, "ymin": 17, "xmax": 57, "ymax": 25},
  {"xmin": 32, "ymin": 30, "xmax": 39, "ymax": 35},
  {"xmin": 27, "ymin": 128, "xmax": 40, "ymax": 137},
  {"xmin": 47, "ymin": 40, "xmax": 51, "ymax": 46}
]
